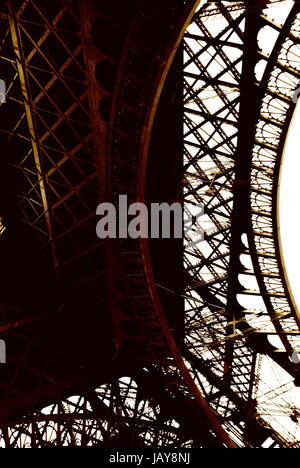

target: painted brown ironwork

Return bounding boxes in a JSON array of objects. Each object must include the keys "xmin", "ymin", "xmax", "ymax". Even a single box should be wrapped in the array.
[{"xmin": 0, "ymin": 0, "xmax": 298, "ymax": 448}]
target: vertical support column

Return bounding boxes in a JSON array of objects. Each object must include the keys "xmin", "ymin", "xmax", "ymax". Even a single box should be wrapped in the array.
[
  {"xmin": 6, "ymin": 0, "xmax": 60, "ymax": 285},
  {"xmin": 224, "ymin": 2, "xmax": 263, "ymax": 386},
  {"xmin": 78, "ymin": 0, "xmax": 123, "ymax": 353}
]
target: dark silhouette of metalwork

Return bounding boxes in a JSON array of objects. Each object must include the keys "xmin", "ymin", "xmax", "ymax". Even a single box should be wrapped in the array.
[{"xmin": 0, "ymin": 0, "xmax": 298, "ymax": 448}]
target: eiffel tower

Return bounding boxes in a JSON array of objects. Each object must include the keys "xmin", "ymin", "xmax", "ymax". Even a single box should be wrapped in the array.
[{"xmin": 0, "ymin": 0, "xmax": 298, "ymax": 448}]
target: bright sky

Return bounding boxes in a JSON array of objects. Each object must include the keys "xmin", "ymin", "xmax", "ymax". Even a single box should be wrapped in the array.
[
  {"xmin": 279, "ymin": 100, "xmax": 300, "ymax": 321},
  {"xmin": 184, "ymin": 0, "xmax": 300, "ymax": 445}
]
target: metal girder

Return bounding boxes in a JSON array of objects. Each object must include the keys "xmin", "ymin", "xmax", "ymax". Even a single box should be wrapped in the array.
[
  {"xmin": 224, "ymin": 2, "xmax": 266, "ymax": 386},
  {"xmin": 183, "ymin": 0, "xmax": 300, "ymax": 447},
  {"xmin": 6, "ymin": 0, "xmax": 59, "ymax": 278},
  {"xmin": 106, "ymin": 0, "xmax": 238, "ymax": 449},
  {"xmin": 0, "ymin": 0, "xmax": 299, "ymax": 450}
]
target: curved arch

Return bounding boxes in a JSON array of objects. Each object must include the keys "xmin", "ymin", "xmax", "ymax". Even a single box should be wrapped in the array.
[
  {"xmin": 249, "ymin": 3, "xmax": 300, "ymax": 358},
  {"xmin": 107, "ymin": 0, "xmax": 236, "ymax": 448}
]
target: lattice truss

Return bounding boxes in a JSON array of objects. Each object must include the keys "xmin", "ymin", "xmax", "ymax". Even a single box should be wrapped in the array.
[
  {"xmin": 0, "ymin": 0, "xmax": 115, "ymax": 379},
  {"xmin": 0, "ymin": 0, "xmax": 109, "ymax": 305},
  {"xmin": 183, "ymin": 0, "xmax": 300, "ymax": 446},
  {"xmin": 0, "ymin": 0, "xmax": 300, "ymax": 449},
  {"xmin": 0, "ymin": 376, "xmax": 196, "ymax": 448},
  {"xmin": 0, "ymin": 0, "xmax": 223, "ymax": 450},
  {"xmin": 0, "ymin": 0, "xmax": 114, "ymax": 448}
]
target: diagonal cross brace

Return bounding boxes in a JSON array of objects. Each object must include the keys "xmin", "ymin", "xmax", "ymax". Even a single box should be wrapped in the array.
[{"xmin": 6, "ymin": 0, "xmax": 60, "ymax": 281}]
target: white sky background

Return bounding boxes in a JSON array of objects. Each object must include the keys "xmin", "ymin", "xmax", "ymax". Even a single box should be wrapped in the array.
[
  {"xmin": 185, "ymin": 0, "xmax": 300, "ymax": 445},
  {"xmin": 239, "ymin": 0, "xmax": 300, "ymax": 444},
  {"xmin": 243, "ymin": 0, "xmax": 300, "ymax": 444},
  {"xmin": 252, "ymin": 2, "xmax": 300, "ymax": 328},
  {"xmin": 279, "ymin": 101, "xmax": 300, "ymax": 321}
]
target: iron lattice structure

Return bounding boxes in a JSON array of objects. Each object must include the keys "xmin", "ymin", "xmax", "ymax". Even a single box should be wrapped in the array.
[{"xmin": 0, "ymin": 0, "xmax": 298, "ymax": 448}]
